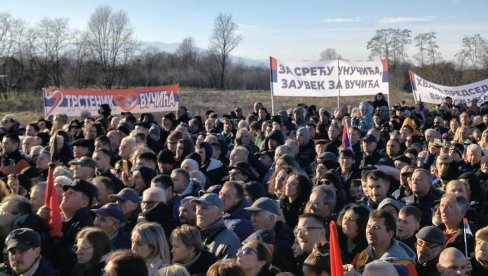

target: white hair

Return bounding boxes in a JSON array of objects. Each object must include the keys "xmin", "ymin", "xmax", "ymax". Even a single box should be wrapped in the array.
[
  {"xmin": 189, "ymin": 170, "xmax": 206, "ymax": 190},
  {"xmin": 143, "ymin": 187, "xmax": 166, "ymax": 203},
  {"xmin": 181, "ymin": 159, "xmax": 199, "ymax": 172},
  {"xmin": 362, "ymin": 260, "xmax": 398, "ymax": 276}
]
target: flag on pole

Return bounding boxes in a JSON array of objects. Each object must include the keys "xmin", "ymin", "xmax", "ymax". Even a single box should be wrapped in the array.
[
  {"xmin": 463, "ymin": 217, "xmax": 472, "ymax": 257},
  {"xmin": 45, "ymin": 164, "xmax": 62, "ymax": 238},
  {"xmin": 342, "ymin": 123, "xmax": 352, "ymax": 151},
  {"xmin": 463, "ymin": 218, "xmax": 473, "ymax": 236},
  {"xmin": 329, "ymin": 220, "xmax": 344, "ymax": 276}
]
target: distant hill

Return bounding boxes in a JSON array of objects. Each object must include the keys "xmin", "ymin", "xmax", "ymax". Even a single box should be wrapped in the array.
[{"xmin": 140, "ymin": 41, "xmax": 267, "ymax": 67}]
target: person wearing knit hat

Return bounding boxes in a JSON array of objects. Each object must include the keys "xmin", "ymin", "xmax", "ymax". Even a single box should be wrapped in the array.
[
  {"xmin": 157, "ymin": 149, "xmax": 175, "ymax": 175},
  {"xmin": 264, "ymin": 130, "xmax": 285, "ymax": 151},
  {"xmin": 130, "ymin": 165, "xmax": 156, "ymax": 194}
]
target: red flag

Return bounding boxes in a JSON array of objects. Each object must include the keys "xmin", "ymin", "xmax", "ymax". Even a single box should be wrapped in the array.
[
  {"xmin": 329, "ymin": 220, "xmax": 344, "ymax": 276},
  {"xmin": 45, "ymin": 164, "xmax": 62, "ymax": 238}
]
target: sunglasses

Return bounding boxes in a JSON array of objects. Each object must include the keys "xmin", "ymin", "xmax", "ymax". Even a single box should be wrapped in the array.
[{"xmin": 238, "ymin": 247, "xmax": 256, "ymax": 256}]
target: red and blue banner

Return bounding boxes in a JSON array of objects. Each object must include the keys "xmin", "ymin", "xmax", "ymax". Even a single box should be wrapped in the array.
[{"xmin": 43, "ymin": 84, "xmax": 179, "ymax": 117}]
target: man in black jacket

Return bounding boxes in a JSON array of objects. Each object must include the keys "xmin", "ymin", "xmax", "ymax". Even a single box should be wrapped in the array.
[
  {"xmin": 245, "ymin": 197, "xmax": 297, "ymax": 274},
  {"xmin": 415, "ymin": 226, "xmax": 445, "ymax": 276},
  {"xmin": 5, "ymin": 228, "xmax": 59, "ymax": 276}
]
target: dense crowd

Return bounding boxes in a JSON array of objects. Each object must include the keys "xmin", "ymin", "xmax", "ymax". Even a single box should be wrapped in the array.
[{"xmin": 0, "ymin": 93, "xmax": 488, "ymax": 276}]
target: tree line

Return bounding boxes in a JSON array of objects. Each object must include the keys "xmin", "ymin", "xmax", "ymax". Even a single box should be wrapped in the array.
[
  {"xmin": 1, "ymin": 6, "xmax": 488, "ymax": 99},
  {"xmin": 0, "ymin": 6, "xmax": 267, "ymax": 97}
]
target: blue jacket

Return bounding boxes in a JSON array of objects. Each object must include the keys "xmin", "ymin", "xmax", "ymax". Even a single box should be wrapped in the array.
[
  {"xmin": 111, "ymin": 228, "xmax": 131, "ymax": 249},
  {"xmin": 223, "ymin": 199, "xmax": 254, "ymax": 242}
]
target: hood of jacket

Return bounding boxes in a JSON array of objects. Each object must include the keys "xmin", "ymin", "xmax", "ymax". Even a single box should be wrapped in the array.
[
  {"xmin": 297, "ymin": 126, "xmax": 311, "ymax": 145},
  {"xmin": 368, "ymin": 239, "xmax": 416, "ymax": 264}
]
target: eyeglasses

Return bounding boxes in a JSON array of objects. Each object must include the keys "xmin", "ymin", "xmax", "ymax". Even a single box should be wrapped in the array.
[
  {"xmin": 415, "ymin": 239, "xmax": 441, "ymax": 250},
  {"xmin": 141, "ymin": 200, "xmax": 159, "ymax": 208},
  {"xmin": 294, "ymin": 226, "xmax": 324, "ymax": 235},
  {"xmin": 308, "ymin": 201, "xmax": 328, "ymax": 209},
  {"xmin": 238, "ymin": 247, "xmax": 256, "ymax": 256}
]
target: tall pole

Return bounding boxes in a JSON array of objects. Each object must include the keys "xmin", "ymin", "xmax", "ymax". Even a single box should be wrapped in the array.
[{"xmin": 337, "ymin": 58, "xmax": 341, "ymax": 108}]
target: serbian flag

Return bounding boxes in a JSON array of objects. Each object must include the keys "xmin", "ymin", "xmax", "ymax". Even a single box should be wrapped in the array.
[
  {"xmin": 45, "ymin": 164, "xmax": 62, "ymax": 238},
  {"xmin": 463, "ymin": 218, "xmax": 473, "ymax": 236},
  {"xmin": 342, "ymin": 123, "xmax": 352, "ymax": 151},
  {"xmin": 329, "ymin": 220, "xmax": 344, "ymax": 276}
]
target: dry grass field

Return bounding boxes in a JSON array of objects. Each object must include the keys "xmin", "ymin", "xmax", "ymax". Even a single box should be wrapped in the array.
[{"xmin": 0, "ymin": 87, "xmax": 418, "ymax": 125}]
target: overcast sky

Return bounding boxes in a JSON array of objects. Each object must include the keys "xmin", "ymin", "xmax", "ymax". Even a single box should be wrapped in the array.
[{"xmin": 2, "ymin": 0, "xmax": 488, "ymax": 62}]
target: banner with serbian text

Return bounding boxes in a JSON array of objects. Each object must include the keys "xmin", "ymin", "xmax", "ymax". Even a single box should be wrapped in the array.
[
  {"xmin": 43, "ymin": 84, "xmax": 179, "ymax": 117},
  {"xmin": 269, "ymin": 57, "xmax": 389, "ymax": 97},
  {"xmin": 410, "ymin": 71, "xmax": 488, "ymax": 105}
]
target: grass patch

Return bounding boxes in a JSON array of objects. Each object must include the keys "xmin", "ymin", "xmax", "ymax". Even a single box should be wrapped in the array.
[{"xmin": 0, "ymin": 88, "xmax": 418, "ymax": 125}]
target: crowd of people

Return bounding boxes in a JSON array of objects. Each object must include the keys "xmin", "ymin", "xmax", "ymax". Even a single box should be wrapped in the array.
[{"xmin": 0, "ymin": 93, "xmax": 487, "ymax": 276}]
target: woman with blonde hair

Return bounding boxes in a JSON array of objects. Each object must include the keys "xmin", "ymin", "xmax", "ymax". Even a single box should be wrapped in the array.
[
  {"xmin": 479, "ymin": 129, "xmax": 488, "ymax": 149},
  {"xmin": 158, "ymin": 264, "xmax": 190, "ymax": 276},
  {"xmin": 131, "ymin": 222, "xmax": 171, "ymax": 276}
]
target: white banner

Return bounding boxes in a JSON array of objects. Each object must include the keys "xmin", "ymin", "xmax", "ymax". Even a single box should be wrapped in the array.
[
  {"xmin": 410, "ymin": 71, "xmax": 488, "ymax": 105},
  {"xmin": 269, "ymin": 57, "xmax": 389, "ymax": 97}
]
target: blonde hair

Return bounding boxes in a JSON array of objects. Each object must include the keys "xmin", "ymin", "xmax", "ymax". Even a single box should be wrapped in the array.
[
  {"xmin": 132, "ymin": 222, "xmax": 170, "ymax": 265},
  {"xmin": 157, "ymin": 264, "xmax": 190, "ymax": 276}
]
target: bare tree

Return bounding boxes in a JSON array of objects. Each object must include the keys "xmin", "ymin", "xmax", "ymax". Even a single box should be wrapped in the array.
[
  {"xmin": 319, "ymin": 48, "xmax": 342, "ymax": 61},
  {"xmin": 414, "ymin": 32, "xmax": 440, "ymax": 66},
  {"xmin": 34, "ymin": 17, "xmax": 72, "ymax": 87},
  {"xmin": 0, "ymin": 13, "xmax": 24, "ymax": 93},
  {"xmin": 177, "ymin": 37, "xmax": 198, "ymax": 68},
  {"xmin": 457, "ymin": 34, "xmax": 487, "ymax": 70},
  {"xmin": 367, "ymin": 28, "xmax": 411, "ymax": 67},
  {"xmin": 84, "ymin": 5, "xmax": 138, "ymax": 88},
  {"xmin": 209, "ymin": 13, "xmax": 242, "ymax": 89}
]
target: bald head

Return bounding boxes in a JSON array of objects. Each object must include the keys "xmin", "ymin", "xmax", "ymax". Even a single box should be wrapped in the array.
[{"xmin": 437, "ymin": 247, "xmax": 466, "ymax": 276}]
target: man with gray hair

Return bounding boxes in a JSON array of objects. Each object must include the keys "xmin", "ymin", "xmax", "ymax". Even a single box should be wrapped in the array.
[
  {"xmin": 472, "ymin": 225, "xmax": 488, "ymax": 275},
  {"xmin": 307, "ymin": 185, "xmax": 337, "ymax": 223},
  {"xmin": 465, "ymin": 143, "xmax": 482, "ymax": 171},
  {"xmin": 191, "ymin": 193, "xmax": 240, "ymax": 259},
  {"xmin": 439, "ymin": 193, "xmax": 475, "ymax": 254},
  {"xmin": 245, "ymin": 197, "xmax": 296, "ymax": 273},
  {"xmin": 30, "ymin": 182, "xmax": 46, "ymax": 212},
  {"xmin": 138, "ymin": 186, "xmax": 176, "ymax": 239},
  {"xmin": 180, "ymin": 158, "xmax": 199, "ymax": 172},
  {"xmin": 229, "ymin": 146, "xmax": 249, "ymax": 166}
]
